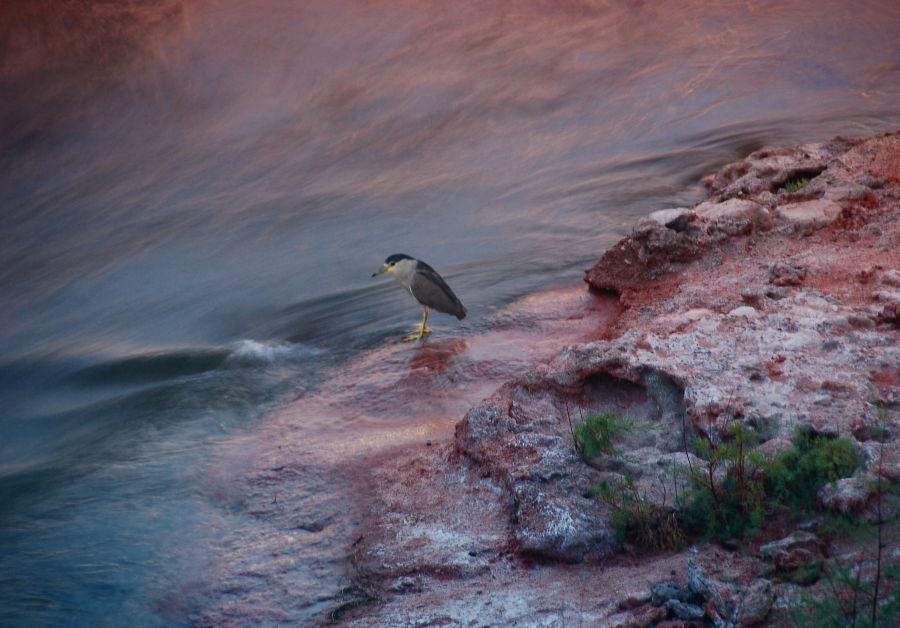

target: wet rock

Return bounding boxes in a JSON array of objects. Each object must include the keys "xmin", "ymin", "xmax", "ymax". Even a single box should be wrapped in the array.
[
  {"xmin": 666, "ymin": 599, "xmax": 706, "ymax": 620},
  {"xmin": 734, "ymin": 579, "xmax": 774, "ymax": 626},
  {"xmin": 630, "ymin": 222, "xmax": 705, "ymax": 267},
  {"xmin": 584, "ymin": 219, "xmax": 705, "ymax": 293},
  {"xmin": 774, "ymin": 199, "xmax": 842, "ymax": 234},
  {"xmin": 759, "ymin": 531, "xmax": 820, "ymax": 569},
  {"xmin": 768, "ymin": 261, "xmax": 807, "ymax": 286},
  {"xmin": 818, "ymin": 474, "xmax": 874, "ymax": 514}
]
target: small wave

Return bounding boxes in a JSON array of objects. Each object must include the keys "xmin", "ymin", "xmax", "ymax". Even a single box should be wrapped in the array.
[
  {"xmin": 225, "ymin": 339, "xmax": 313, "ymax": 366},
  {"xmin": 68, "ymin": 349, "xmax": 231, "ymax": 386},
  {"xmin": 59, "ymin": 340, "xmax": 317, "ymax": 388}
]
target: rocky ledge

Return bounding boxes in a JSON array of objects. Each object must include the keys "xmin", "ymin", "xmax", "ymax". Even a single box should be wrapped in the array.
[{"xmin": 340, "ymin": 133, "xmax": 899, "ymax": 626}]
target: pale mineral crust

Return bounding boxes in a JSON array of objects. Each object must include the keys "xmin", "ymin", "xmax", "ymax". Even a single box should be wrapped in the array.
[{"xmin": 340, "ymin": 132, "xmax": 900, "ymax": 626}]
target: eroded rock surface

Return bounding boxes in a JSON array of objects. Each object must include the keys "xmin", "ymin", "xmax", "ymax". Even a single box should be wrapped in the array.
[
  {"xmin": 759, "ymin": 531, "xmax": 821, "ymax": 571},
  {"xmin": 341, "ymin": 133, "xmax": 900, "ymax": 626}
]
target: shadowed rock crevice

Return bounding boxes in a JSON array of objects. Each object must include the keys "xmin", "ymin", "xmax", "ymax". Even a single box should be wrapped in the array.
[
  {"xmin": 454, "ymin": 363, "xmax": 692, "ymax": 563},
  {"xmin": 768, "ymin": 166, "xmax": 825, "ymax": 193}
]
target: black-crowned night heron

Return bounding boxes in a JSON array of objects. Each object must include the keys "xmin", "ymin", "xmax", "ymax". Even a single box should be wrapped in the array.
[{"xmin": 372, "ymin": 254, "xmax": 467, "ymax": 341}]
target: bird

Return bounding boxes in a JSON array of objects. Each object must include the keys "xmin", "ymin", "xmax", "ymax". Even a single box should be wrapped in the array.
[{"xmin": 372, "ymin": 254, "xmax": 467, "ymax": 341}]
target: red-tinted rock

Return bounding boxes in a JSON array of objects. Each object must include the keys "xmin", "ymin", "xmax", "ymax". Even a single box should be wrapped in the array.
[{"xmin": 341, "ymin": 132, "xmax": 900, "ymax": 625}]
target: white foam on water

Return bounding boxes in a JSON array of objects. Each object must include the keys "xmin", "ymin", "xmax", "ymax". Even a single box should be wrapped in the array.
[{"xmin": 226, "ymin": 339, "xmax": 318, "ymax": 365}]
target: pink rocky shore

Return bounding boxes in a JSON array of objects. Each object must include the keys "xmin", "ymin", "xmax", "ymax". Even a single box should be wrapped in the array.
[{"xmin": 339, "ymin": 133, "xmax": 900, "ymax": 626}]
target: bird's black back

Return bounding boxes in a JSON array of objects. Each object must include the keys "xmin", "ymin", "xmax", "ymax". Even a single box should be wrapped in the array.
[{"xmin": 411, "ymin": 260, "xmax": 467, "ymax": 320}]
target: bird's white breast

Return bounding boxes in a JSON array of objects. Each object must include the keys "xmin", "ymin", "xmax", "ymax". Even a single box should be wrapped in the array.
[{"xmin": 391, "ymin": 258, "xmax": 419, "ymax": 294}]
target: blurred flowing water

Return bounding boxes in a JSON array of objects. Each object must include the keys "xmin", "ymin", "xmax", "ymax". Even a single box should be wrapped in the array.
[{"xmin": 1, "ymin": 0, "xmax": 898, "ymax": 624}]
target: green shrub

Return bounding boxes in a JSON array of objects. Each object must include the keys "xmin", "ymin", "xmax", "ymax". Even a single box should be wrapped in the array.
[
  {"xmin": 679, "ymin": 427, "xmax": 862, "ymax": 541},
  {"xmin": 579, "ymin": 416, "xmax": 866, "ymax": 553},
  {"xmin": 572, "ymin": 411, "xmax": 630, "ymax": 461},
  {"xmin": 680, "ymin": 469, "xmax": 766, "ymax": 541},
  {"xmin": 765, "ymin": 431, "xmax": 861, "ymax": 515}
]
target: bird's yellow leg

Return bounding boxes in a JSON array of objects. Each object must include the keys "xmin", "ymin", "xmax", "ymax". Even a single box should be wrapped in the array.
[
  {"xmin": 422, "ymin": 305, "xmax": 432, "ymax": 335},
  {"xmin": 402, "ymin": 306, "xmax": 432, "ymax": 341}
]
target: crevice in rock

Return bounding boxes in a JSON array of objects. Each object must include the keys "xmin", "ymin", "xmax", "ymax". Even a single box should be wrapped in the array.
[{"xmin": 769, "ymin": 165, "xmax": 826, "ymax": 192}]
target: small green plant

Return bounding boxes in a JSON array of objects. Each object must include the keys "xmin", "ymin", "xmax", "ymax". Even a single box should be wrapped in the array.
[
  {"xmin": 782, "ymin": 174, "xmax": 812, "ymax": 193},
  {"xmin": 680, "ymin": 422, "xmax": 767, "ymax": 540},
  {"xmin": 595, "ymin": 476, "xmax": 684, "ymax": 551},
  {"xmin": 765, "ymin": 431, "xmax": 861, "ymax": 515},
  {"xmin": 570, "ymin": 410, "xmax": 631, "ymax": 461}
]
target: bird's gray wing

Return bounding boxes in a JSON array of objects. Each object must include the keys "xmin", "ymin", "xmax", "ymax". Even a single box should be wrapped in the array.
[{"xmin": 411, "ymin": 262, "xmax": 467, "ymax": 319}]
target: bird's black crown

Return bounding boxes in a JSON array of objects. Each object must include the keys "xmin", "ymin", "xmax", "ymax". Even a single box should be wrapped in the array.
[{"xmin": 384, "ymin": 253, "xmax": 414, "ymax": 264}]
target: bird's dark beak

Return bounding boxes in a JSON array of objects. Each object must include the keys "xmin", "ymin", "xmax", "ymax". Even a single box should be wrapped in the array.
[{"xmin": 372, "ymin": 265, "xmax": 387, "ymax": 278}]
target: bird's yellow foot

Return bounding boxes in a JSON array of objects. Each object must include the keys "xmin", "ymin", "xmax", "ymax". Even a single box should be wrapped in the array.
[{"xmin": 402, "ymin": 326, "xmax": 432, "ymax": 342}]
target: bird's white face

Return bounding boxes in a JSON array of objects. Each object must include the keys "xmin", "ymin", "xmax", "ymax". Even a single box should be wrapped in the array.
[
  {"xmin": 374, "ymin": 258, "xmax": 413, "ymax": 275},
  {"xmin": 376, "ymin": 260, "xmax": 399, "ymax": 276},
  {"xmin": 372, "ymin": 257, "xmax": 417, "ymax": 288}
]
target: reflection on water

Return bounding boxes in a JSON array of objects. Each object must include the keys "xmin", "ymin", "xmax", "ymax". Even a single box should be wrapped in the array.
[
  {"xmin": 408, "ymin": 338, "xmax": 469, "ymax": 373},
  {"xmin": 1, "ymin": 0, "xmax": 899, "ymax": 624}
]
